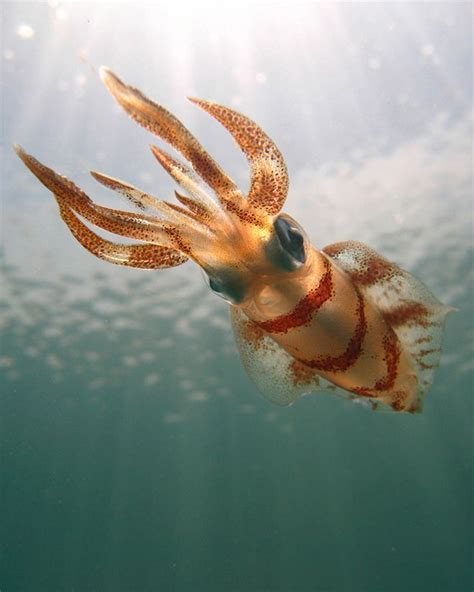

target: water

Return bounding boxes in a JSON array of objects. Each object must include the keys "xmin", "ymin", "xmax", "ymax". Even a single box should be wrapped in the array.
[{"xmin": 1, "ymin": 3, "xmax": 472, "ymax": 591}]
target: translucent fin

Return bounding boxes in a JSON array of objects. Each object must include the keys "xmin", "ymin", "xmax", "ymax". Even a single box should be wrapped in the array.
[
  {"xmin": 230, "ymin": 307, "xmax": 367, "ymax": 408},
  {"xmin": 57, "ymin": 200, "xmax": 188, "ymax": 269},
  {"xmin": 323, "ymin": 241, "xmax": 453, "ymax": 401},
  {"xmin": 189, "ymin": 98, "xmax": 289, "ymax": 215}
]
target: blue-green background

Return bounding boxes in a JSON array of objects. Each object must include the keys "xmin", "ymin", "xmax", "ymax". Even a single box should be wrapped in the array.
[{"xmin": 1, "ymin": 2, "xmax": 472, "ymax": 591}]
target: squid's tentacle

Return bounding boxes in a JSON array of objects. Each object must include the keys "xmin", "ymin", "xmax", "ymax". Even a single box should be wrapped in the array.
[
  {"xmin": 89, "ymin": 168, "xmax": 209, "ymax": 230},
  {"xmin": 90, "ymin": 170, "xmax": 163, "ymax": 211},
  {"xmin": 174, "ymin": 190, "xmax": 214, "ymax": 224},
  {"xmin": 162, "ymin": 201, "xmax": 210, "ymax": 225},
  {"xmin": 100, "ymin": 67, "xmax": 242, "ymax": 202},
  {"xmin": 188, "ymin": 98, "xmax": 289, "ymax": 215},
  {"xmin": 57, "ymin": 198, "xmax": 188, "ymax": 269},
  {"xmin": 14, "ymin": 145, "xmax": 178, "ymax": 247},
  {"xmin": 150, "ymin": 145, "xmax": 220, "ymax": 214}
]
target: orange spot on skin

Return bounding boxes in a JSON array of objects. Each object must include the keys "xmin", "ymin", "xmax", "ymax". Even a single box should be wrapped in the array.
[
  {"xmin": 418, "ymin": 348, "xmax": 439, "ymax": 357},
  {"xmin": 163, "ymin": 226, "xmax": 192, "ymax": 255},
  {"xmin": 353, "ymin": 257, "xmax": 395, "ymax": 286},
  {"xmin": 323, "ymin": 242, "xmax": 395, "ymax": 286},
  {"xmin": 239, "ymin": 319, "xmax": 265, "ymax": 348},
  {"xmin": 414, "ymin": 336, "xmax": 432, "ymax": 345},
  {"xmin": 222, "ymin": 198, "xmax": 266, "ymax": 228},
  {"xmin": 175, "ymin": 192, "xmax": 212, "ymax": 224},
  {"xmin": 383, "ymin": 301, "xmax": 432, "ymax": 328},
  {"xmin": 417, "ymin": 360, "xmax": 437, "ymax": 370},
  {"xmin": 190, "ymin": 99, "xmax": 288, "ymax": 216},
  {"xmin": 391, "ymin": 393, "xmax": 406, "ymax": 411},
  {"xmin": 289, "ymin": 359, "xmax": 319, "ymax": 387},
  {"xmin": 257, "ymin": 258, "xmax": 333, "ymax": 334}
]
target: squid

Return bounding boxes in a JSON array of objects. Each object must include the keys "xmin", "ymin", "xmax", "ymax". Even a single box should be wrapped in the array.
[{"xmin": 15, "ymin": 67, "xmax": 452, "ymax": 412}]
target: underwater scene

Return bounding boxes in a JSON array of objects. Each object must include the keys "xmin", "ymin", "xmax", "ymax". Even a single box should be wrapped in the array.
[{"xmin": 1, "ymin": 2, "xmax": 472, "ymax": 591}]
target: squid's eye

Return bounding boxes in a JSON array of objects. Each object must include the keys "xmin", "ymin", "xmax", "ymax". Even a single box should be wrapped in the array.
[
  {"xmin": 207, "ymin": 273, "xmax": 245, "ymax": 305},
  {"xmin": 209, "ymin": 277, "xmax": 225, "ymax": 296},
  {"xmin": 274, "ymin": 216, "xmax": 306, "ymax": 265}
]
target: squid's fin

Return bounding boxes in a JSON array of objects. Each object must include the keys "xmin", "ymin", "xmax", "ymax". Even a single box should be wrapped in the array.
[{"xmin": 323, "ymin": 241, "xmax": 453, "ymax": 404}]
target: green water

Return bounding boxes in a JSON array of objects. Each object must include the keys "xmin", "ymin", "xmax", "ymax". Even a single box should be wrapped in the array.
[{"xmin": 1, "ymin": 2, "xmax": 472, "ymax": 591}]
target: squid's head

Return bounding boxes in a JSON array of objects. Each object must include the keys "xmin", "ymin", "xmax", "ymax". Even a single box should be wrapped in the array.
[
  {"xmin": 194, "ymin": 209, "xmax": 310, "ymax": 307},
  {"xmin": 15, "ymin": 67, "xmax": 312, "ymax": 308}
]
